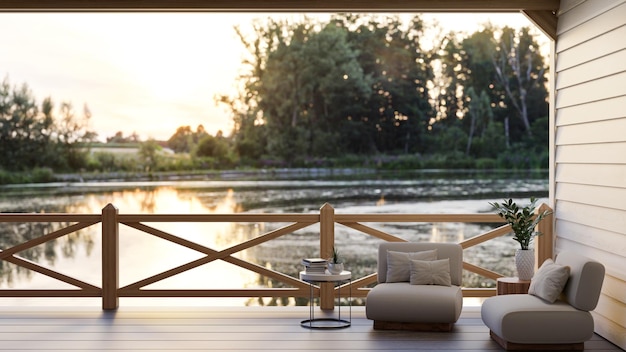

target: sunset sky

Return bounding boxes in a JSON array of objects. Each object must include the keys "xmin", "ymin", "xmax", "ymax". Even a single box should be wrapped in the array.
[{"xmin": 0, "ymin": 12, "xmax": 545, "ymax": 142}]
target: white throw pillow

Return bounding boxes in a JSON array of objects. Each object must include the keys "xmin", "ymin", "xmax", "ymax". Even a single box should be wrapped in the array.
[
  {"xmin": 385, "ymin": 249, "xmax": 437, "ymax": 283},
  {"xmin": 409, "ymin": 258, "xmax": 452, "ymax": 286},
  {"xmin": 528, "ymin": 258, "xmax": 570, "ymax": 303}
]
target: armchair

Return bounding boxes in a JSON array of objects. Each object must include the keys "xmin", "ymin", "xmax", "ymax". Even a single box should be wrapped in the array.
[
  {"xmin": 481, "ymin": 251, "xmax": 605, "ymax": 350},
  {"xmin": 365, "ymin": 242, "xmax": 463, "ymax": 331}
]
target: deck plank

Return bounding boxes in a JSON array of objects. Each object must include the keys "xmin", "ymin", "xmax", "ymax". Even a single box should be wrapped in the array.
[{"xmin": 0, "ymin": 306, "xmax": 621, "ymax": 351}]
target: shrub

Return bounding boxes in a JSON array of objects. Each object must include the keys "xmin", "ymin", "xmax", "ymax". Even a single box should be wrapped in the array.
[
  {"xmin": 31, "ymin": 167, "xmax": 56, "ymax": 183},
  {"xmin": 335, "ymin": 154, "xmax": 366, "ymax": 167},
  {"xmin": 0, "ymin": 168, "xmax": 55, "ymax": 184},
  {"xmin": 377, "ymin": 154, "xmax": 424, "ymax": 170},
  {"xmin": 475, "ymin": 158, "xmax": 497, "ymax": 169},
  {"xmin": 0, "ymin": 170, "xmax": 19, "ymax": 184}
]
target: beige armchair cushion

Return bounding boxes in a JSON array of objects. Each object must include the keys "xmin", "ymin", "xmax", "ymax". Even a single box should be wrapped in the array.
[
  {"xmin": 385, "ymin": 249, "xmax": 437, "ymax": 283},
  {"xmin": 377, "ymin": 242, "xmax": 462, "ymax": 285},
  {"xmin": 556, "ymin": 251, "xmax": 605, "ymax": 311},
  {"xmin": 367, "ymin": 283, "xmax": 462, "ymax": 324},
  {"xmin": 481, "ymin": 294, "xmax": 594, "ymax": 344},
  {"xmin": 409, "ymin": 258, "xmax": 451, "ymax": 286},
  {"xmin": 528, "ymin": 259, "xmax": 570, "ymax": 303}
]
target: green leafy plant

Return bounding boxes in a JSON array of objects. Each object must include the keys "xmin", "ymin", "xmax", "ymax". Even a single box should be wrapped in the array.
[
  {"xmin": 330, "ymin": 246, "xmax": 342, "ymax": 264},
  {"xmin": 489, "ymin": 197, "xmax": 552, "ymax": 250}
]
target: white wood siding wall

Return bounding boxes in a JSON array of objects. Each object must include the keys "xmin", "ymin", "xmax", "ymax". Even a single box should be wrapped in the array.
[{"xmin": 556, "ymin": 0, "xmax": 626, "ymax": 349}]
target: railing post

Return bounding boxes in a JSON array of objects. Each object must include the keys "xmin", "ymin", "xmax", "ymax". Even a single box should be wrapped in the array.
[
  {"xmin": 102, "ymin": 203, "xmax": 119, "ymax": 310},
  {"xmin": 319, "ymin": 203, "xmax": 335, "ymax": 310},
  {"xmin": 536, "ymin": 203, "xmax": 554, "ymax": 268}
]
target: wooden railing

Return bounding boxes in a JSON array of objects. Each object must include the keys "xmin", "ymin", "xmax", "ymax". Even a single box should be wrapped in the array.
[{"xmin": 0, "ymin": 203, "xmax": 553, "ymax": 310}]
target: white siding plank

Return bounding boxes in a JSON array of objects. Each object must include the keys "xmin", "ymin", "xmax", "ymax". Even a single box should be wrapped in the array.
[
  {"xmin": 555, "ymin": 142, "xmax": 626, "ymax": 163},
  {"xmin": 556, "ymin": 201, "xmax": 626, "ymax": 242},
  {"xmin": 597, "ymin": 277, "xmax": 626, "ymax": 349},
  {"xmin": 557, "ymin": 2, "xmax": 626, "ymax": 52},
  {"xmin": 556, "ymin": 25, "xmax": 626, "ymax": 72},
  {"xmin": 556, "ymin": 71, "xmax": 626, "ymax": 109},
  {"xmin": 557, "ymin": 0, "xmax": 625, "ymax": 35},
  {"xmin": 555, "ymin": 163, "xmax": 626, "ymax": 188},
  {"xmin": 556, "ymin": 219, "xmax": 626, "ymax": 256},
  {"xmin": 596, "ymin": 297, "xmax": 626, "ymax": 332},
  {"xmin": 602, "ymin": 274, "xmax": 626, "ymax": 305},
  {"xmin": 552, "ymin": 237, "xmax": 588, "ymax": 261},
  {"xmin": 555, "ymin": 118, "xmax": 626, "ymax": 145},
  {"xmin": 592, "ymin": 313, "xmax": 626, "ymax": 352},
  {"xmin": 554, "ymin": 236, "xmax": 625, "ymax": 281},
  {"xmin": 556, "ymin": 49, "xmax": 626, "ymax": 89},
  {"xmin": 556, "ymin": 96, "xmax": 626, "ymax": 126},
  {"xmin": 555, "ymin": 183, "xmax": 626, "ymax": 211},
  {"xmin": 558, "ymin": 0, "xmax": 586, "ymax": 15},
  {"xmin": 595, "ymin": 295, "xmax": 626, "ymax": 329}
]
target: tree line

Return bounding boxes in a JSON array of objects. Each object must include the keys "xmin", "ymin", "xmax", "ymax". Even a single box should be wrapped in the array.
[
  {"xmin": 219, "ymin": 14, "xmax": 549, "ymax": 169},
  {"xmin": 0, "ymin": 77, "xmax": 96, "ymax": 182},
  {"xmin": 1, "ymin": 14, "xmax": 549, "ymax": 183}
]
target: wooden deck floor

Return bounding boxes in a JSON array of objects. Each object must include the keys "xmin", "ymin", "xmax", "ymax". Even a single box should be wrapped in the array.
[{"xmin": 0, "ymin": 304, "xmax": 621, "ymax": 351}]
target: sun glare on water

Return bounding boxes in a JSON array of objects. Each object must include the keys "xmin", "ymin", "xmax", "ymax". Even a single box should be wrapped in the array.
[{"xmin": 8, "ymin": 187, "xmax": 264, "ymax": 306}]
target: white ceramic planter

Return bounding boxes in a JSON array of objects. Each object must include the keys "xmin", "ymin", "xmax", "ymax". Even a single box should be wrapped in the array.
[
  {"xmin": 515, "ymin": 249, "xmax": 535, "ymax": 280},
  {"xmin": 327, "ymin": 262, "xmax": 344, "ymax": 275}
]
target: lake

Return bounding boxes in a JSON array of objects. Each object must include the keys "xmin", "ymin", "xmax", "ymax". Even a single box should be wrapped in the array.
[{"xmin": 0, "ymin": 169, "xmax": 549, "ymax": 306}]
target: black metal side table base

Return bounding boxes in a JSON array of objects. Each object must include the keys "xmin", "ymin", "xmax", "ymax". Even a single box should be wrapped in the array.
[
  {"xmin": 300, "ymin": 318, "xmax": 351, "ymax": 329},
  {"xmin": 299, "ymin": 271, "xmax": 352, "ymax": 330}
]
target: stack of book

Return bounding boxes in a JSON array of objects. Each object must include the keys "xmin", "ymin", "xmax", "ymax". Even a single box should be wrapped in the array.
[{"xmin": 302, "ymin": 258, "xmax": 328, "ymax": 274}]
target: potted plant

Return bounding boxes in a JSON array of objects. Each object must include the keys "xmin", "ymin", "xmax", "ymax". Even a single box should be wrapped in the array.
[
  {"xmin": 327, "ymin": 247, "xmax": 344, "ymax": 275},
  {"xmin": 489, "ymin": 197, "xmax": 552, "ymax": 280}
]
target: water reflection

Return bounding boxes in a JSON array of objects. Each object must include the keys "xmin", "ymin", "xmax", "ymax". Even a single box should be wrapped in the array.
[
  {"xmin": 0, "ymin": 174, "xmax": 548, "ymax": 305},
  {"xmin": 0, "ymin": 219, "xmax": 97, "ymax": 289}
]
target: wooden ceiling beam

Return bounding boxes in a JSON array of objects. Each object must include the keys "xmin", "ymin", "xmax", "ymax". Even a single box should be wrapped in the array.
[{"xmin": 0, "ymin": 0, "xmax": 561, "ymax": 12}]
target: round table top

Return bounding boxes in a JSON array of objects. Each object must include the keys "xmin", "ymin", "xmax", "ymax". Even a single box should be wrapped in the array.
[
  {"xmin": 497, "ymin": 277, "xmax": 531, "ymax": 284},
  {"xmin": 299, "ymin": 271, "xmax": 351, "ymax": 282}
]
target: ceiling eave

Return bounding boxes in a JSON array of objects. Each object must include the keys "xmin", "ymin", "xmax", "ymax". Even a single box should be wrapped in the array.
[
  {"xmin": 0, "ymin": 0, "xmax": 560, "ymax": 40},
  {"xmin": 523, "ymin": 9, "xmax": 558, "ymax": 40},
  {"xmin": 0, "ymin": 0, "xmax": 560, "ymax": 12}
]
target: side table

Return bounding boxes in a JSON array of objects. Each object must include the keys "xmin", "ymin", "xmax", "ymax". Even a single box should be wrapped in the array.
[
  {"xmin": 496, "ymin": 277, "xmax": 531, "ymax": 295},
  {"xmin": 299, "ymin": 270, "xmax": 351, "ymax": 329}
]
